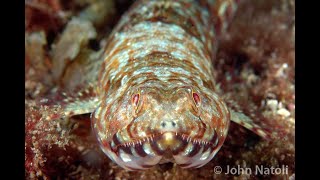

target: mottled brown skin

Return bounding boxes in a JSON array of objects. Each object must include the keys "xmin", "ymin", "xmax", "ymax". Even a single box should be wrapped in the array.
[
  {"xmin": 90, "ymin": 0, "xmax": 252, "ymax": 170},
  {"xmin": 26, "ymin": 0, "xmax": 269, "ymax": 171}
]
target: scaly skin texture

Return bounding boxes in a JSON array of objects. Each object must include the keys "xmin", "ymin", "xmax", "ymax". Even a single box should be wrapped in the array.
[{"xmin": 91, "ymin": 0, "xmax": 246, "ymax": 170}]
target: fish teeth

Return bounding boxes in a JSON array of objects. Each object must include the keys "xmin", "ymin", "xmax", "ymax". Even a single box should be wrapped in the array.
[
  {"xmin": 119, "ymin": 149, "xmax": 133, "ymax": 163},
  {"xmin": 181, "ymin": 141, "xmax": 194, "ymax": 156},
  {"xmin": 199, "ymin": 147, "xmax": 211, "ymax": 161},
  {"xmin": 143, "ymin": 143, "xmax": 156, "ymax": 156}
]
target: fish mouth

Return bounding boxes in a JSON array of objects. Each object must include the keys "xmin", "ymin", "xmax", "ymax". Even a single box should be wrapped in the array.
[{"xmin": 99, "ymin": 130, "xmax": 222, "ymax": 170}]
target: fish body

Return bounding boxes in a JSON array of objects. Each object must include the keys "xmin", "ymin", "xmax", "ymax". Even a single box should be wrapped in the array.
[
  {"xmin": 92, "ymin": 0, "xmax": 238, "ymax": 170},
  {"xmin": 45, "ymin": 0, "xmax": 269, "ymax": 170}
]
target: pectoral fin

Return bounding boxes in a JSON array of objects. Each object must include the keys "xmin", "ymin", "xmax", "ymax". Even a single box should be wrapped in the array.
[{"xmin": 230, "ymin": 109, "xmax": 271, "ymax": 140}]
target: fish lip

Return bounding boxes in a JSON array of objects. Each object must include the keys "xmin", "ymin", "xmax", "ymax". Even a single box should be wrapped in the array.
[{"xmin": 101, "ymin": 131, "xmax": 219, "ymax": 170}]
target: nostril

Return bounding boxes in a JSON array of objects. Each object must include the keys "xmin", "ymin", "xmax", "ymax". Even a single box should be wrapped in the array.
[
  {"xmin": 161, "ymin": 122, "xmax": 166, "ymax": 128},
  {"xmin": 160, "ymin": 120, "xmax": 177, "ymax": 129}
]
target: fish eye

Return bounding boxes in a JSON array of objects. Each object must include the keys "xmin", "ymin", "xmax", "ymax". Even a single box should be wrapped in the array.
[
  {"xmin": 192, "ymin": 91, "xmax": 201, "ymax": 107},
  {"xmin": 132, "ymin": 93, "xmax": 140, "ymax": 107},
  {"xmin": 131, "ymin": 91, "xmax": 142, "ymax": 117}
]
